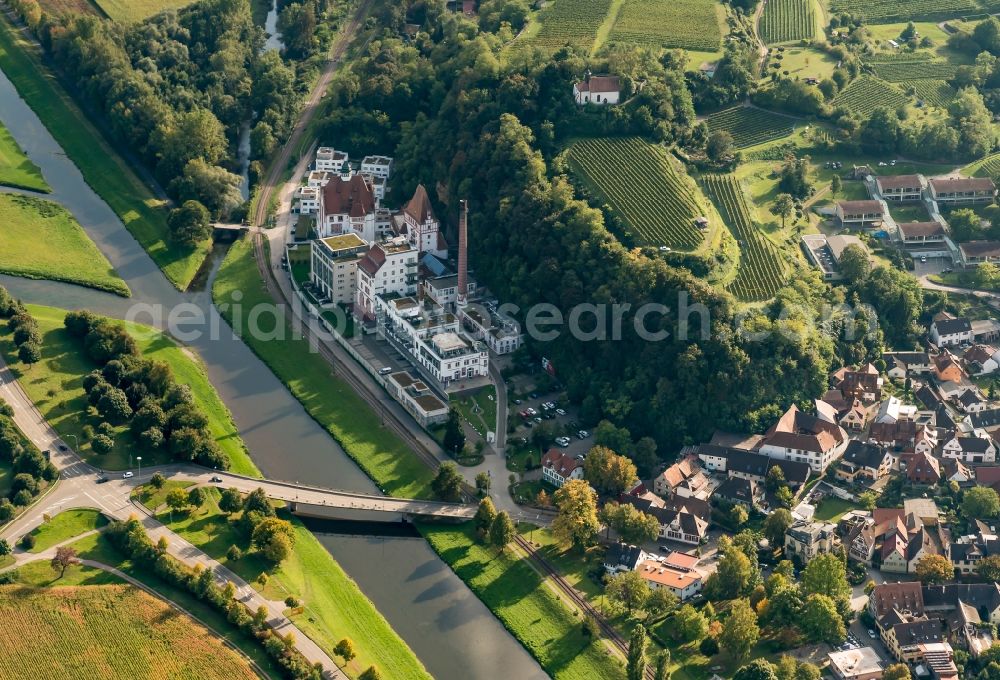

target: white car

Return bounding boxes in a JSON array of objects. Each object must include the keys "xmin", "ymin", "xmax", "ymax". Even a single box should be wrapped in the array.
[
  {"xmin": 555, "ymin": 408, "xmax": 566, "ymax": 416},
  {"xmin": 556, "ymin": 437, "xmax": 571, "ymax": 448},
  {"xmin": 122, "ymin": 471, "xmax": 134, "ymax": 479}
]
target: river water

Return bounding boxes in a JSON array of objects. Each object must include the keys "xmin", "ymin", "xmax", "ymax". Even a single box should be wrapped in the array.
[{"xmin": 0, "ymin": 62, "xmax": 547, "ymax": 680}]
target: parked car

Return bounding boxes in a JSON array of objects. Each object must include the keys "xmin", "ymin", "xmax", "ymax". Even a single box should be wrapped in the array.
[
  {"xmin": 533, "ymin": 417, "xmax": 542, "ymax": 424},
  {"xmin": 122, "ymin": 471, "xmax": 134, "ymax": 479},
  {"xmin": 96, "ymin": 475, "xmax": 109, "ymax": 484},
  {"xmin": 555, "ymin": 437, "xmax": 570, "ymax": 448},
  {"xmin": 378, "ymin": 366, "xmax": 393, "ymax": 375},
  {"xmin": 555, "ymin": 408, "xmax": 566, "ymax": 416},
  {"xmin": 513, "ymin": 399, "xmax": 522, "ymax": 405},
  {"xmin": 577, "ymin": 430, "xmax": 590, "ymax": 439},
  {"xmin": 868, "ymin": 630, "xmax": 877, "ymax": 639}
]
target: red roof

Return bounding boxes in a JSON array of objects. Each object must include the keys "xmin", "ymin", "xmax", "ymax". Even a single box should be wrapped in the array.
[
  {"xmin": 322, "ymin": 175, "xmax": 375, "ymax": 218},
  {"xmin": 542, "ymin": 449, "xmax": 582, "ymax": 479},
  {"xmin": 575, "ymin": 75, "xmax": 620, "ymax": 94},
  {"xmin": 404, "ymin": 184, "xmax": 436, "ymax": 224},
  {"xmin": 358, "ymin": 244, "xmax": 386, "ymax": 276}
]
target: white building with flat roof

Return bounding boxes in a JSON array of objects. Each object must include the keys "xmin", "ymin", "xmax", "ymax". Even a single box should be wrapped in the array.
[
  {"xmin": 315, "ymin": 147, "xmax": 349, "ymax": 173},
  {"xmin": 356, "ymin": 237, "xmax": 418, "ymax": 321},
  {"xmin": 310, "ymin": 233, "xmax": 368, "ymax": 305},
  {"xmin": 361, "ymin": 155, "xmax": 393, "ymax": 179},
  {"xmin": 827, "ymin": 647, "xmax": 883, "ymax": 680}
]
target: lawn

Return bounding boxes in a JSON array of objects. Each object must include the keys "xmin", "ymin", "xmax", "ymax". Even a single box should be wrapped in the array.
[
  {"xmin": 0, "ymin": 585, "xmax": 261, "ymax": 680},
  {"xmin": 0, "ymin": 119, "xmax": 48, "ymax": 192},
  {"xmin": 93, "ymin": 0, "xmax": 199, "ymax": 22},
  {"xmin": 212, "ymin": 237, "xmax": 435, "ymax": 499},
  {"xmin": 766, "ymin": 46, "xmax": 838, "ymax": 83},
  {"xmin": 419, "ymin": 522, "xmax": 625, "ymax": 680},
  {"xmin": 0, "ymin": 193, "xmax": 129, "ymax": 296},
  {"xmin": 26, "ymin": 508, "xmax": 107, "ymax": 552},
  {"xmin": 812, "ymin": 496, "xmax": 859, "ymax": 522},
  {"xmin": 134, "ymin": 480, "xmax": 194, "ymax": 511},
  {"xmin": 0, "ymin": 304, "xmax": 260, "ymax": 476},
  {"xmin": 889, "ymin": 202, "xmax": 932, "ymax": 222},
  {"xmin": 154, "ymin": 487, "xmax": 431, "ymax": 680},
  {"xmin": 0, "ymin": 14, "xmax": 209, "ymax": 290}
]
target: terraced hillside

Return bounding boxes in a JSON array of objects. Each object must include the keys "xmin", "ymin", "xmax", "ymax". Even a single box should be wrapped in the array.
[
  {"xmin": 705, "ymin": 107, "xmax": 796, "ymax": 149},
  {"xmin": 759, "ymin": 0, "xmax": 818, "ymax": 44},
  {"xmin": 524, "ymin": 0, "xmax": 613, "ymax": 51},
  {"xmin": 608, "ymin": 0, "xmax": 723, "ymax": 51},
  {"xmin": 833, "ymin": 76, "xmax": 909, "ymax": 116}
]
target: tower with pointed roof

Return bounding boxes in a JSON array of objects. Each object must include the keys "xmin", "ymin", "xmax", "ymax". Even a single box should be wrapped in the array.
[{"xmin": 402, "ymin": 184, "xmax": 448, "ymax": 259}]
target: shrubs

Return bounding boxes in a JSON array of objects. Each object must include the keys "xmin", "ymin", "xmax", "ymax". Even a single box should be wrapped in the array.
[
  {"xmin": 8, "ymin": 305, "xmax": 41, "ymax": 367},
  {"xmin": 19, "ymin": 533, "xmax": 35, "ymax": 550},
  {"xmin": 0, "ymin": 416, "xmax": 54, "ymax": 510}
]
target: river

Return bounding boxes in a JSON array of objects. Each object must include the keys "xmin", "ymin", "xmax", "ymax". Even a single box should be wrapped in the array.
[{"xmin": 0, "ymin": 62, "xmax": 547, "ymax": 680}]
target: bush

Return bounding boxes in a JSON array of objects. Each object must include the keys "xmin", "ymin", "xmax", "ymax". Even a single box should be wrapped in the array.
[
  {"xmin": 227, "ymin": 545, "xmax": 243, "ymax": 561},
  {"xmin": 91, "ymin": 434, "xmax": 114, "ymax": 455},
  {"xmin": 19, "ymin": 533, "xmax": 35, "ymax": 549},
  {"xmin": 699, "ymin": 636, "xmax": 720, "ymax": 656},
  {"xmin": 12, "ymin": 489, "xmax": 32, "ymax": 507},
  {"xmin": 150, "ymin": 472, "xmax": 166, "ymax": 489},
  {"xmin": 284, "ymin": 595, "xmax": 300, "ymax": 608}
]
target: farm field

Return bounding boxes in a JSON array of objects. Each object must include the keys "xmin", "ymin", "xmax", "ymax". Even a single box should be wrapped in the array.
[
  {"xmin": 0, "ymin": 585, "xmax": 261, "ymax": 680},
  {"xmin": 0, "ymin": 304, "xmax": 259, "ymax": 477},
  {"xmin": 705, "ymin": 106, "xmax": 796, "ymax": 149},
  {"xmin": 0, "ymin": 120, "xmax": 48, "ymax": 192},
  {"xmin": 870, "ymin": 60, "xmax": 958, "ymax": 82},
  {"xmin": 759, "ymin": 0, "xmax": 818, "ymax": 44},
  {"xmin": 828, "ymin": 0, "xmax": 980, "ymax": 23},
  {"xmin": 0, "ymin": 193, "xmax": 129, "ymax": 296},
  {"xmin": 521, "ymin": 0, "xmax": 613, "ymax": 52},
  {"xmin": 833, "ymin": 76, "xmax": 909, "ymax": 116},
  {"xmin": 608, "ymin": 0, "xmax": 723, "ymax": 52},
  {"xmin": 703, "ymin": 174, "xmax": 789, "ymax": 301},
  {"xmin": 910, "ymin": 79, "xmax": 957, "ymax": 108},
  {"xmin": 565, "ymin": 137, "xmax": 709, "ymax": 249},
  {"xmin": 36, "ymin": 0, "xmax": 101, "ymax": 15},
  {"xmin": 93, "ymin": 0, "xmax": 198, "ymax": 21}
]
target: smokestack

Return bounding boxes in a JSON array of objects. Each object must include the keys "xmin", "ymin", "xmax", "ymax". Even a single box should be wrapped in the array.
[{"xmin": 457, "ymin": 199, "xmax": 468, "ymax": 306}]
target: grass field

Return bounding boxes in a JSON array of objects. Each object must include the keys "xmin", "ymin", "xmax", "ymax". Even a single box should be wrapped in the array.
[
  {"xmin": 565, "ymin": 137, "xmax": 710, "ymax": 250},
  {"xmin": 0, "ymin": 585, "xmax": 261, "ymax": 680},
  {"xmin": 420, "ymin": 522, "xmax": 624, "ymax": 680},
  {"xmin": 212, "ymin": 237, "xmax": 436, "ymax": 499},
  {"xmin": 93, "ymin": 0, "xmax": 199, "ymax": 22},
  {"xmin": 609, "ymin": 0, "xmax": 723, "ymax": 52},
  {"xmin": 0, "ymin": 120, "xmax": 48, "ymax": 192},
  {"xmin": 812, "ymin": 496, "xmax": 860, "ymax": 522},
  {"xmin": 705, "ymin": 106, "xmax": 796, "ymax": 149},
  {"xmin": 829, "ymin": 0, "xmax": 980, "ymax": 22},
  {"xmin": 26, "ymin": 508, "xmax": 107, "ymax": 552},
  {"xmin": 155, "ymin": 486, "xmax": 431, "ymax": 680},
  {"xmin": 36, "ymin": 0, "xmax": 102, "ymax": 15},
  {"xmin": 766, "ymin": 46, "xmax": 839, "ymax": 82},
  {"xmin": 759, "ymin": 0, "xmax": 819, "ymax": 44},
  {"xmin": 0, "ymin": 14, "xmax": 209, "ymax": 290},
  {"xmin": 0, "ymin": 193, "xmax": 129, "ymax": 296},
  {"xmin": 0, "ymin": 304, "xmax": 259, "ymax": 476},
  {"xmin": 134, "ymin": 480, "xmax": 193, "ymax": 510},
  {"xmin": 833, "ymin": 76, "xmax": 909, "ymax": 116}
]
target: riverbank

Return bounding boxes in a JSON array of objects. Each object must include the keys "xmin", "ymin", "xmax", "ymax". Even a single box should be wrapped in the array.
[
  {"xmin": 0, "ymin": 193, "xmax": 129, "ymax": 297},
  {"xmin": 0, "ymin": 12, "xmax": 209, "ymax": 290},
  {"xmin": 0, "ymin": 118, "xmax": 47, "ymax": 192}
]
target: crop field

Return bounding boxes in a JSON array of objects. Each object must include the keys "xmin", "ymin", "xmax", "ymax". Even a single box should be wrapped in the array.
[
  {"xmin": 0, "ymin": 585, "xmax": 260, "ymax": 680},
  {"xmin": 969, "ymin": 153, "xmax": 1000, "ymax": 178},
  {"xmin": 566, "ymin": 137, "xmax": 708, "ymax": 249},
  {"xmin": 759, "ymin": 0, "xmax": 817, "ymax": 44},
  {"xmin": 828, "ymin": 0, "xmax": 979, "ymax": 23},
  {"xmin": 702, "ymin": 175, "xmax": 788, "ymax": 301},
  {"xmin": 92, "ymin": 0, "xmax": 198, "ymax": 21},
  {"xmin": 871, "ymin": 60, "xmax": 958, "ymax": 82},
  {"xmin": 833, "ymin": 76, "xmax": 909, "ymax": 116},
  {"xmin": 525, "ymin": 0, "xmax": 613, "ymax": 51},
  {"xmin": 608, "ymin": 0, "xmax": 723, "ymax": 51},
  {"xmin": 910, "ymin": 79, "xmax": 957, "ymax": 107},
  {"xmin": 36, "ymin": 0, "xmax": 101, "ymax": 15},
  {"xmin": 705, "ymin": 106, "xmax": 796, "ymax": 149}
]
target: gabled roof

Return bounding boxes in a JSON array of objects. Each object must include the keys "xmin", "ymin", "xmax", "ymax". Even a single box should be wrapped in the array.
[
  {"xmin": 934, "ymin": 317, "xmax": 972, "ymax": 336},
  {"xmin": 959, "ymin": 389, "xmax": 984, "ymax": 407},
  {"xmin": 403, "ymin": 184, "xmax": 436, "ymax": 224},
  {"xmin": 870, "ymin": 582, "xmax": 924, "ymax": 619},
  {"xmin": 837, "ymin": 199, "xmax": 885, "ymax": 215},
  {"xmin": 604, "ymin": 543, "xmax": 645, "ymax": 570},
  {"xmin": 929, "ymin": 177, "xmax": 996, "ymax": 193},
  {"xmin": 950, "ymin": 436, "xmax": 993, "ymax": 453},
  {"xmin": 541, "ymin": 449, "xmax": 582, "ymax": 478},
  {"xmin": 694, "ymin": 444, "xmax": 811, "ymax": 485},
  {"xmin": 764, "ymin": 404, "xmax": 845, "ymax": 454},
  {"xmin": 842, "ymin": 440, "xmax": 890, "ymax": 469},
  {"xmin": 713, "ymin": 477, "xmax": 757, "ymax": 504},
  {"xmin": 898, "ymin": 221, "xmax": 944, "ymax": 238},
  {"xmin": 575, "ymin": 75, "xmax": 620, "ymax": 93},
  {"xmin": 876, "ymin": 174, "xmax": 924, "ymax": 190},
  {"xmin": 321, "ymin": 174, "xmax": 375, "ymax": 218},
  {"xmin": 964, "ymin": 344, "xmax": 998, "ymax": 366},
  {"xmin": 972, "ymin": 408, "xmax": 1000, "ymax": 430},
  {"xmin": 916, "ymin": 384, "xmax": 941, "ymax": 409}
]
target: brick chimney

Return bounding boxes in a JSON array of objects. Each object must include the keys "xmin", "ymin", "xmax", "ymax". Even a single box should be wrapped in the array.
[{"xmin": 457, "ymin": 199, "xmax": 468, "ymax": 306}]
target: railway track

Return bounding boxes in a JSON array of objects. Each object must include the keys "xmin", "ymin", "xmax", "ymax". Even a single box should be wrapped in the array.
[{"xmin": 513, "ymin": 535, "xmax": 656, "ymax": 679}]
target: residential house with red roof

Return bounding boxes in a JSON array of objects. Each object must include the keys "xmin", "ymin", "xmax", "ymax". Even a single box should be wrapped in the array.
[
  {"xmin": 758, "ymin": 404, "xmax": 848, "ymax": 473},
  {"xmin": 541, "ymin": 449, "xmax": 584, "ymax": 488}
]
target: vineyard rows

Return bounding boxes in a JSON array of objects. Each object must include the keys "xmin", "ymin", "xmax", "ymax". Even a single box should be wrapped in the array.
[
  {"xmin": 706, "ymin": 107, "xmax": 796, "ymax": 149},
  {"xmin": 829, "ymin": 0, "xmax": 979, "ymax": 22},
  {"xmin": 566, "ymin": 137, "xmax": 707, "ymax": 249},
  {"xmin": 871, "ymin": 60, "xmax": 958, "ymax": 82},
  {"xmin": 527, "ymin": 0, "xmax": 612, "ymax": 50},
  {"xmin": 608, "ymin": 0, "xmax": 722, "ymax": 52},
  {"xmin": 864, "ymin": 52, "xmax": 934, "ymax": 63},
  {"xmin": 833, "ymin": 76, "xmax": 908, "ymax": 116},
  {"xmin": 702, "ymin": 175, "xmax": 789, "ymax": 301},
  {"xmin": 910, "ymin": 79, "xmax": 957, "ymax": 108},
  {"xmin": 759, "ymin": 0, "xmax": 817, "ymax": 45},
  {"xmin": 971, "ymin": 153, "xmax": 1000, "ymax": 178}
]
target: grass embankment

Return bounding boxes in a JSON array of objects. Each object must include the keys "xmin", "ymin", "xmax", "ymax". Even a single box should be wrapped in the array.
[
  {"xmin": 0, "ymin": 119, "xmax": 48, "ymax": 192},
  {"xmin": 0, "ymin": 304, "xmax": 259, "ymax": 476},
  {"xmin": 0, "ymin": 14, "xmax": 209, "ymax": 290},
  {"xmin": 26, "ymin": 508, "xmax": 107, "ymax": 552},
  {"xmin": 148, "ymin": 485, "xmax": 431, "ymax": 680},
  {"xmin": 0, "ymin": 585, "xmax": 262, "ymax": 680},
  {"xmin": 419, "ymin": 522, "xmax": 625, "ymax": 680},
  {"xmin": 0, "ymin": 193, "xmax": 129, "ymax": 296},
  {"xmin": 135, "ymin": 480, "xmax": 193, "ymax": 510},
  {"xmin": 212, "ymin": 237, "xmax": 435, "ymax": 498}
]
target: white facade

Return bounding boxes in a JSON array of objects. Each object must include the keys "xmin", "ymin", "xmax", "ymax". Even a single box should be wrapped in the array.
[
  {"xmin": 941, "ymin": 433, "xmax": 997, "ymax": 464},
  {"xmin": 297, "ymin": 186, "xmax": 319, "ymax": 214},
  {"xmin": 356, "ymin": 238, "xmax": 419, "ymax": 320},
  {"xmin": 310, "ymin": 233, "xmax": 367, "ymax": 305},
  {"xmin": 315, "ymin": 147, "xmax": 348, "ymax": 173},
  {"xmin": 460, "ymin": 305, "xmax": 523, "ymax": 355},
  {"xmin": 360, "ymin": 155, "xmax": 394, "ymax": 179}
]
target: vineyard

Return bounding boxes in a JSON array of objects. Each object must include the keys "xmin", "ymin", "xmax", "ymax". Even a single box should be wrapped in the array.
[
  {"xmin": 969, "ymin": 153, "xmax": 1000, "ymax": 178},
  {"xmin": 910, "ymin": 79, "xmax": 957, "ymax": 108},
  {"xmin": 705, "ymin": 107, "xmax": 796, "ymax": 149},
  {"xmin": 608, "ymin": 0, "xmax": 722, "ymax": 52},
  {"xmin": 566, "ymin": 137, "xmax": 708, "ymax": 249},
  {"xmin": 870, "ymin": 60, "xmax": 958, "ymax": 82},
  {"xmin": 759, "ymin": 0, "xmax": 817, "ymax": 44},
  {"xmin": 828, "ymin": 0, "xmax": 979, "ymax": 22},
  {"xmin": 702, "ymin": 175, "xmax": 789, "ymax": 301},
  {"xmin": 0, "ymin": 585, "xmax": 260, "ymax": 680},
  {"xmin": 833, "ymin": 76, "xmax": 909, "ymax": 116},
  {"xmin": 525, "ymin": 0, "xmax": 612, "ymax": 51}
]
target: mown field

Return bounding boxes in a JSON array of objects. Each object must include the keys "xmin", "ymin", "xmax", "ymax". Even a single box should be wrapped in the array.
[
  {"xmin": 705, "ymin": 106, "xmax": 796, "ymax": 149},
  {"xmin": 759, "ymin": 0, "xmax": 817, "ymax": 44},
  {"xmin": 0, "ymin": 14, "xmax": 209, "ymax": 290},
  {"xmin": 0, "ymin": 120, "xmax": 48, "ymax": 192},
  {"xmin": 36, "ymin": 0, "xmax": 102, "ymax": 15},
  {"xmin": 0, "ymin": 304, "xmax": 259, "ymax": 476},
  {"xmin": 0, "ymin": 193, "xmax": 129, "ymax": 296},
  {"xmin": 565, "ymin": 137, "xmax": 708, "ymax": 249},
  {"xmin": 702, "ymin": 174, "xmax": 789, "ymax": 301},
  {"xmin": 833, "ymin": 75, "xmax": 909, "ymax": 116},
  {"xmin": 523, "ymin": 0, "xmax": 613, "ymax": 51},
  {"xmin": 92, "ymin": 0, "xmax": 199, "ymax": 22},
  {"xmin": 829, "ymin": 0, "xmax": 980, "ymax": 22},
  {"xmin": 0, "ymin": 585, "xmax": 261, "ymax": 680},
  {"xmin": 608, "ymin": 0, "xmax": 723, "ymax": 52}
]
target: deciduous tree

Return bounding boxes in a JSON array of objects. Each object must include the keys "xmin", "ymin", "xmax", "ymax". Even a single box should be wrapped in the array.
[
  {"xmin": 799, "ymin": 593, "xmax": 846, "ymax": 643},
  {"xmin": 334, "ymin": 638, "xmax": 356, "ymax": 663},
  {"xmin": 801, "ymin": 553, "xmax": 850, "ymax": 602},
  {"xmin": 488, "ymin": 511, "xmax": 515, "ymax": 552},
  {"xmin": 721, "ymin": 599, "xmax": 759, "ymax": 664},
  {"xmin": 552, "ymin": 479, "xmax": 600, "ymax": 550},
  {"xmin": 607, "ymin": 570, "xmax": 651, "ymax": 615},
  {"xmin": 475, "ymin": 497, "xmax": 498, "ymax": 536},
  {"xmin": 763, "ymin": 508, "xmax": 793, "ymax": 549},
  {"xmin": 673, "ymin": 604, "xmax": 708, "ymax": 642},
  {"xmin": 882, "ymin": 663, "xmax": 911, "ymax": 680},
  {"xmin": 915, "ymin": 554, "xmax": 954, "ymax": 584},
  {"xmin": 50, "ymin": 546, "xmax": 79, "ymax": 578},
  {"xmin": 431, "ymin": 462, "xmax": 464, "ymax": 502},
  {"xmin": 600, "ymin": 502, "xmax": 659, "ymax": 544},
  {"xmin": 964, "ymin": 486, "xmax": 1000, "ymax": 520},
  {"xmin": 583, "ymin": 446, "xmax": 637, "ymax": 496}
]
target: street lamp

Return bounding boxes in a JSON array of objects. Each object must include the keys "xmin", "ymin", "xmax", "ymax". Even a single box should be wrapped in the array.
[
  {"xmin": 137, "ymin": 456, "xmax": 142, "ymax": 481},
  {"xmin": 65, "ymin": 434, "xmax": 79, "ymax": 450}
]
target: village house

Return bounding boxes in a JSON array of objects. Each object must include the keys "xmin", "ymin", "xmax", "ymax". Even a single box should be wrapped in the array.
[
  {"xmin": 941, "ymin": 433, "xmax": 997, "ymax": 464},
  {"xmin": 833, "ymin": 363, "xmax": 883, "ymax": 404},
  {"xmin": 949, "ymin": 522, "xmax": 1000, "ymax": 575},
  {"xmin": 652, "ymin": 456, "xmax": 711, "ymax": 499},
  {"xmin": 635, "ymin": 551, "xmax": 704, "ymax": 601},
  {"xmin": 899, "ymin": 450, "xmax": 942, "ymax": 485},
  {"xmin": 876, "ymin": 174, "xmax": 926, "ymax": 202},
  {"xmin": 839, "ymin": 401, "xmax": 870, "ymax": 432},
  {"xmin": 836, "ymin": 440, "xmax": 894, "ymax": 483},
  {"xmin": 694, "ymin": 444, "xmax": 811, "ymax": 488},
  {"xmin": 541, "ymin": 449, "xmax": 584, "ymax": 488},
  {"xmin": 784, "ymin": 519, "xmax": 838, "ymax": 561},
  {"xmin": 875, "ymin": 396, "xmax": 917, "ymax": 425},
  {"xmin": 758, "ymin": 405, "xmax": 848, "ymax": 473},
  {"xmin": 712, "ymin": 477, "xmax": 760, "ymax": 509},
  {"xmin": 933, "ymin": 351, "xmax": 967, "ymax": 383},
  {"xmin": 964, "ymin": 344, "xmax": 1000, "ymax": 375},
  {"xmin": 847, "ymin": 507, "xmax": 935, "ymax": 572},
  {"xmin": 827, "ymin": 647, "xmax": 884, "ymax": 680},
  {"xmin": 868, "ymin": 420, "xmax": 919, "ymax": 451},
  {"xmin": 928, "ymin": 177, "xmax": 997, "ymax": 205},
  {"xmin": 958, "ymin": 388, "xmax": 990, "ymax": 414},
  {"xmin": 835, "ymin": 200, "xmax": 886, "ymax": 230},
  {"xmin": 618, "ymin": 494, "xmax": 710, "ymax": 546},
  {"xmin": 884, "ymin": 351, "xmax": 933, "ymax": 379},
  {"xmin": 572, "ymin": 72, "xmax": 620, "ymax": 106},
  {"xmin": 930, "ymin": 313, "xmax": 974, "ymax": 348},
  {"xmin": 602, "ymin": 543, "xmax": 649, "ymax": 574}
]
